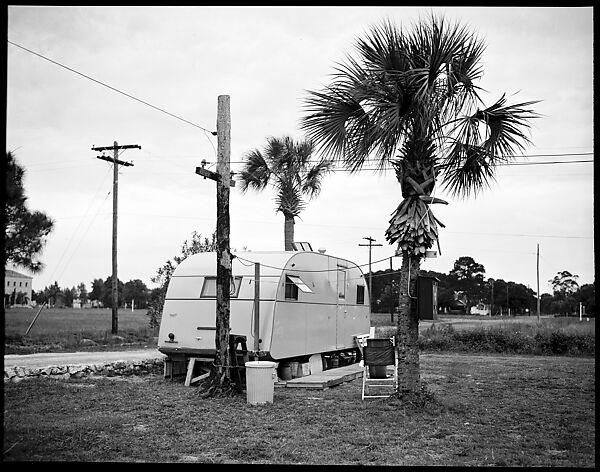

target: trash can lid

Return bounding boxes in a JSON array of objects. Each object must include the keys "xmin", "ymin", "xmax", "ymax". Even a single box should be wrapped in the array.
[{"xmin": 245, "ymin": 361, "xmax": 276, "ymax": 368}]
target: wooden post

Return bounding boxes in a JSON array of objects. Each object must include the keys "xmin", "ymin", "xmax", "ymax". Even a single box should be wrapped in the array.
[
  {"xmin": 389, "ymin": 257, "xmax": 394, "ymax": 323},
  {"xmin": 214, "ymin": 95, "xmax": 232, "ymax": 381},
  {"xmin": 506, "ymin": 282, "xmax": 510, "ymax": 317},
  {"xmin": 92, "ymin": 142, "xmax": 140, "ymax": 335},
  {"xmin": 490, "ymin": 281, "xmax": 494, "ymax": 317},
  {"xmin": 359, "ymin": 236, "xmax": 382, "ymax": 312},
  {"xmin": 536, "ymin": 243, "xmax": 540, "ymax": 321},
  {"xmin": 254, "ymin": 262, "xmax": 260, "ymax": 354},
  {"xmin": 25, "ymin": 302, "xmax": 47, "ymax": 335},
  {"xmin": 111, "ymin": 141, "xmax": 119, "ymax": 334}
]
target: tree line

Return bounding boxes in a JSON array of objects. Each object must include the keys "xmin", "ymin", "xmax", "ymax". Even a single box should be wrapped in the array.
[
  {"xmin": 32, "ymin": 276, "xmax": 153, "ymax": 310},
  {"xmin": 369, "ymin": 256, "xmax": 595, "ymax": 317}
]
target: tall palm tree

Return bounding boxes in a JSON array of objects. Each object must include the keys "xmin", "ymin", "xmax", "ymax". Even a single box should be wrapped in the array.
[
  {"xmin": 238, "ymin": 136, "xmax": 333, "ymax": 251},
  {"xmin": 300, "ymin": 14, "xmax": 539, "ymax": 396}
]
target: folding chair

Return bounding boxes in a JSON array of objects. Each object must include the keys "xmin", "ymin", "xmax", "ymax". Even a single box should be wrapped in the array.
[
  {"xmin": 353, "ymin": 327, "xmax": 375, "ymax": 360},
  {"xmin": 353, "ymin": 333, "xmax": 370, "ymax": 360},
  {"xmin": 361, "ymin": 337, "xmax": 397, "ymax": 400}
]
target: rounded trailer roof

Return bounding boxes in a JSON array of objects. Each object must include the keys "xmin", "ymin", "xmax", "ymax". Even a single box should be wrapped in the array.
[{"xmin": 172, "ymin": 251, "xmax": 363, "ymax": 277}]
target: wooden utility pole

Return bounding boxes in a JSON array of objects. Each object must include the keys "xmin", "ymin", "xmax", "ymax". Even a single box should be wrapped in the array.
[
  {"xmin": 195, "ymin": 95, "xmax": 234, "ymax": 390},
  {"xmin": 215, "ymin": 95, "xmax": 232, "ymax": 383},
  {"xmin": 389, "ymin": 257, "xmax": 394, "ymax": 322},
  {"xmin": 93, "ymin": 142, "xmax": 140, "ymax": 334},
  {"xmin": 537, "ymin": 243, "xmax": 540, "ymax": 321},
  {"xmin": 491, "ymin": 281, "xmax": 494, "ymax": 317},
  {"xmin": 359, "ymin": 236, "xmax": 382, "ymax": 310}
]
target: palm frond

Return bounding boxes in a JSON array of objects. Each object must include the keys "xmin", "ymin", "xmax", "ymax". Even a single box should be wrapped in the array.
[
  {"xmin": 439, "ymin": 94, "xmax": 540, "ymax": 198},
  {"xmin": 439, "ymin": 143, "xmax": 496, "ymax": 198},
  {"xmin": 302, "ymin": 159, "xmax": 334, "ymax": 198},
  {"xmin": 238, "ymin": 149, "xmax": 271, "ymax": 193},
  {"xmin": 475, "ymin": 95, "xmax": 541, "ymax": 157}
]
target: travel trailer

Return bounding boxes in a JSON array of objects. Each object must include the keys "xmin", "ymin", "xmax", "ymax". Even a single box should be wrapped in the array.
[{"xmin": 157, "ymin": 251, "xmax": 371, "ymax": 369}]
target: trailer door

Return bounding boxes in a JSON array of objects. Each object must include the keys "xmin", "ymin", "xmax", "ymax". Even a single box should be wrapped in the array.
[{"xmin": 336, "ymin": 264, "xmax": 348, "ymax": 349}]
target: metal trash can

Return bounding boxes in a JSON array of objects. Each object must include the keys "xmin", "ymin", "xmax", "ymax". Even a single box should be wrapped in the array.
[{"xmin": 245, "ymin": 361, "xmax": 276, "ymax": 404}]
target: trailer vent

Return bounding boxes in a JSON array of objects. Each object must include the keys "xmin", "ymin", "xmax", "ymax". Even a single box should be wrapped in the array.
[{"xmin": 291, "ymin": 242, "xmax": 312, "ymax": 251}]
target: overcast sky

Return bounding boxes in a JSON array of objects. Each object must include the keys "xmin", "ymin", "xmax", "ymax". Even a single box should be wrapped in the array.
[{"xmin": 6, "ymin": 6, "xmax": 594, "ymax": 296}]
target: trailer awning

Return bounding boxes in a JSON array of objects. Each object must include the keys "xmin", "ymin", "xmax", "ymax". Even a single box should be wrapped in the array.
[{"xmin": 287, "ymin": 275, "xmax": 313, "ymax": 293}]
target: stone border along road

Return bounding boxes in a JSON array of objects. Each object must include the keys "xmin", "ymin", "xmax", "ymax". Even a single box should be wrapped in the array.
[{"xmin": 4, "ymin": 349, "xmax": 167, "ymax": 383}]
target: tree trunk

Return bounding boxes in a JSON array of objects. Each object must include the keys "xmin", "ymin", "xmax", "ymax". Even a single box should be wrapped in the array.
[
  {"xmin": 284, "ymin": 214, "xmax": 295, "ymax": 251},
  {"xmin": 396, "ymin": 252, "xmax": 421, "ymax": 394}
]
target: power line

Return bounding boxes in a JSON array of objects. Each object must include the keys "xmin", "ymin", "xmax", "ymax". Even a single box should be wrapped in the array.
[
  {"xmin": 7, "ymin": 40, "xmax": 216, "ymax": 137},
  {"xmin": 444, "ymin": 231, "xmax": 592, "ymax": 240},
  {"xmin": 320, "ymin": 160, "xmax": 593, "ymax": 172},
  {"xmin": 234, "ymin": 254, "xmax": 394, "ymax": 273},
  {"xmin": 140, "ymin": 151, "xmax": 593, "ymax": 163},
  {"xmin": 7, "ymin": 42, "xmax": 592, "ymax": 170},
  {"xmin": 41, "ymin": 167, "xmax": 113, "ymax": 287}
]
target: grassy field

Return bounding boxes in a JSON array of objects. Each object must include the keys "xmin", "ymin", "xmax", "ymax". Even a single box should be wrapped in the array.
[
  {"xmin": 4, "ymin": 307, "xmax": 594, "ymax": 356},
  {"xmin": 4, "ymin": 307, "xmax": 158, "ymax": 354},
  {"xmin": 3, "ymin": 353, "xmax": 594, "ymax": 465}
]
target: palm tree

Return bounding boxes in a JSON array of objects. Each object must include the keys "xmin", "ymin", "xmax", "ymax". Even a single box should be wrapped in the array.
[
  {"xmin": 238, "ymin": 136, "xmax": 333, "ymax": 250},
  {"xmin": 300, "ymin": 14, "xmax": 539, "ymax": 396}
]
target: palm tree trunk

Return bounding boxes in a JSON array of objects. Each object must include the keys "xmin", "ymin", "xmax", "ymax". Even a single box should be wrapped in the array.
[
  {"xmin": 396, "ymin": 251, "xmax": 421, "ymax": 394},
  {"xmin": 284, "ymin": 214, "xmax": 295, "ymax": 251}
]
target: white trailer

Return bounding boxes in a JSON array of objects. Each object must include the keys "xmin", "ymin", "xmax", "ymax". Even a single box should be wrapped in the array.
[{"xmin": 157, "ymin": 251, "xmax": 370, "ymax": 366}]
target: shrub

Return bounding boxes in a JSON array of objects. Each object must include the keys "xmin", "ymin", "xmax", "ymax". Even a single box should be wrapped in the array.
[{"xmin": 417, "ymin": 321, "xmax": 594, "ymax": 357}]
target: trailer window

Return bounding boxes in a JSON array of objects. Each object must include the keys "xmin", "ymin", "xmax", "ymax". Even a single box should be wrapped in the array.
[
  {"xmin": 356, "ymin": 285, "xmax": 365, "ymax": 304},
  {"xmin": 200, "ymin": 276, "xmax": 243, "ymax": 298},
  {"xmin": 285, "ymin": 275, "xmax": 313, "ymax": 300},
  {"xmin": 337, "ymin": 268, "xmax": 346, "ymax": 299}
]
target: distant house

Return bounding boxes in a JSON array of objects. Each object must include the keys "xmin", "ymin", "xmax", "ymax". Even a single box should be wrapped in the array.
[
  {"xmin": 470, "ymin": 303, "xmax": 491, "ymax": 316},
  {"xmin": 4, "ymin": 269, "xmax": 33, "ymax": 307},
  {"xmin": 73, "ymin": 297, "xmax": 92, "ymax": 309}
]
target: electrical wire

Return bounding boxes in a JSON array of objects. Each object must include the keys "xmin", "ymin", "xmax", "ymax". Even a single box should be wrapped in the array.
[
  {"xmin": 41, "ymin": 167, "xmax": 113, "ymax": 287},
  {"xmin": 8, "ymin": 42, "xmax": 592, "ymax": 175},
  {"xmin": 234, "ymin": 254, "xmax": 393, "ymax": 273},
  {"xmin": 7, "ymin": 40, "xmax": 217, "ymax": 148}
]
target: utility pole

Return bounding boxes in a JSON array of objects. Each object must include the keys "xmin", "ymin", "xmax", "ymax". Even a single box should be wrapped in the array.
[
  {"xmin": 490, "ymin": 280, "xmax": 494, "ymax": 317},
  {"xmin": 195, "ymin": 95, "xmax": 234, "ymax": 386},
  {"xmin": 359, "ymin": 236, "xmax": 382, "ymax": 311},
  {"xmin": 506, "ymin": 282, "xmax": 510, "ymax": 317},
  {"xmin": 536, "ymin": 243, "xmax": 540, "ymax": 321},
  {"xmin": 93, "ymin": 142, "xmax": 141, "ymax": 334},
  {"xmin": 389, "ymin": 257, "xmax": 394, "ymax": 323}
]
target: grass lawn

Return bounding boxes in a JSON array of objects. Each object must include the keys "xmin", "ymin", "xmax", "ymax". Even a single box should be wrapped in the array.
[
  {"xmin": 3, "ymin": 353, "xmax": 595, "ymax": 465},
  {"xmin": 4, "ymin": 307, "xmax": 158, "ymax": 354}
]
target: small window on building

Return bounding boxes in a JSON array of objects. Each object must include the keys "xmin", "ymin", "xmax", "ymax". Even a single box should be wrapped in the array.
[
  {"xmin": 13, "ymin": 281, "xmax": 16, "ymax": 286},
  {"xmin": 356, "ymin": 285, "xmax": 365, "ymax": 305},
  {"xmin": 200, "ymin": 276, "xmax": 243, "ymax": 298},
  {"xmin": 19, "ymin": 281, "xmax": 22, "ymax": 287},
  {"xmin": 285, "ymin": 275, "xmax": 313, "ymax": 300},
  {"xmin": 25, "ymin": 282, "xmax": 28, "ymax": 287}
]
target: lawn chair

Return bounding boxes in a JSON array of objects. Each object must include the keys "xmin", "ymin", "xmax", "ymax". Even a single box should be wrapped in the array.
[
  {"xmin": 361, "ymin": 337, "xmax": 397, "ymax": 400},
  {"xmin": 353, "ymin": 327, "xmax": 376, "ymax": 361}
]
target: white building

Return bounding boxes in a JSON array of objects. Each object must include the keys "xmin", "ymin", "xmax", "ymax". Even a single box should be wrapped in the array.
[
  {"xmin": 470, "ymin": 303, "xmax": 491, "ymax": 316},
  {"xmin": 4, "ymin": 269, "xmax": 33, "ymax": 306}
]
